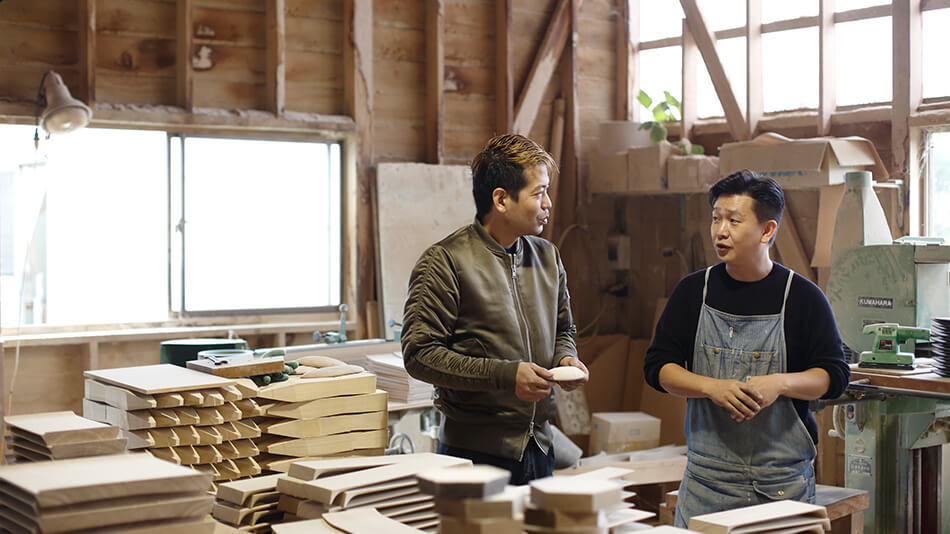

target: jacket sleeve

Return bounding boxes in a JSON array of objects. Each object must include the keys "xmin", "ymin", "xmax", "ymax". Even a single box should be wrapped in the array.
[
  {"xmin": 554, "ymin": 247, "xmax": 578, "ymax": 365},
  {"xmin": 401, "ymin": 245, "xmax": 520, "ymax": 392}
]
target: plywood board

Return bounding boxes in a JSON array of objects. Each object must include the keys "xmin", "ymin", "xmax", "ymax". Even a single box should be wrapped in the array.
[
  {"xmin": 375, "ymin": 163, "xmax": 474, "ymax": 339},
  {"xmin": 271, "ymin": 518, "xmax": 346, "ymax": 534},
  {"xmin": 85, "ymin": 365, "xmax": 234, "ymax": 395},
  {"xmin": 9, "ymin": 433, "xmax": 127, "ymax": 460},
  {"xmin": 256, "ymin": 374, "xmax": 376, "ymax": 403},
  {"xmin": 187, "ymin": 356, "xmax": 285, "ymax": 379},
  {"xmin": 260, "ymin": 428, "xmax": 388, "ymax": 457},
  {"xmin": 688, "ymin": 500, "xmax": 828, "ymax": 533},
  {"xmin": 84, "ymin": 380, "xmax": 159, "ymax": 410},
  {"xmin": 323, "ymin": 508, "xmax": 424, "ymax": 534},
  {"xmin": 415, "ymin": 465, "xmax": 510, "ymax": 499},
  {"xmin": 265, "ymin": 390, "xmax": 388, "ymax": 419},
  {"xmin": 216, "ymin": 473, "xmax": 284, "ymax": 506},
  {"xmin": 287, "ymin": 453, "xmax": 436, "ymax": 481},
  {"xmin": 4, "ymin": 411, "xmax": 119, "ymax": 445},
  {"xmin": 259, "ymin": 411, "xmax": 387, "ymax": 438}
]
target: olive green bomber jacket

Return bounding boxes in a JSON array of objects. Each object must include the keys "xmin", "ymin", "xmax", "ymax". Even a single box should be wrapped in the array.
[{"xmin": 401, "ymin": 218, "xmax": 578, "ymax": 461}]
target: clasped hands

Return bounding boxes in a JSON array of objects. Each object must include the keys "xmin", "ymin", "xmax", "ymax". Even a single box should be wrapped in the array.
[
  {"xmin": 515, "ymin": 357, "xmax": 589, "ymax": 402},
  {"xmin": 708, "ymin": 374, "xmax": 785, "ymax": 422}
]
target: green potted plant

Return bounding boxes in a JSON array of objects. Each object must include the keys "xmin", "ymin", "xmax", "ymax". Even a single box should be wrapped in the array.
[{"xmin": 637, "ymin": 90, "xmax": 704, "ymax": 155}]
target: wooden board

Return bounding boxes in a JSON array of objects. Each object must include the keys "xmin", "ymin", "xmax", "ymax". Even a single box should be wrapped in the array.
[
  {"xmin": 287, "ymin": 453, "xmax": 435, "ymax": 481},
  {"xmin": 4, "ymin": 411, "xmax": 119, "ymax": 445},
  {"xmin": 259, "ymin": 411, "xmax": 387, "ymax": 438},
  {"xmin": 187, "ymin": 356, "xmax": 285, "ymax": 379},
  {"xmin": 375, "ymin": 163, "xmax": 473, "ymax": 340},
  {"xmin": 415, "ymin": 465, "xmax": 510, "ymax": 499},
  {"xmin": 687, "ymin": 500, "xmax": 829, "ymax": 533},
  {"xmin": 84, "ymin": 365, "xmax": 234, "ymax": 395},
  {"xmin": 257, "ymin": 373, "xmax": 377, "ymax": 403},
  {"xmin": 323, "ymin": 508, "xmax": 424, "ymax": 534},
  {"xmin": 260, "ymin": 428, "xmax": 389, "ymax": 458},
  {"xmin": 9, "ymin": 433, "xmax": 127, "ymax": 460},
  {"xmin": 849, "ymin": 369, "xmax": 950, "ymax": 395},
  {"xmin": 264, "ymin": 390, "xmax": 388, "ymax": 419}
]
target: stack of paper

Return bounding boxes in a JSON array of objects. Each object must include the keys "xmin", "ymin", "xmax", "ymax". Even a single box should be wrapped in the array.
[
  {"xmin": 82, "ymin": 364, "xmax": 264, "ymax": 486},
  {"xmin": 4, "ymin": 411, "xmax": 127, "ymax": 462},
  {"xmin": 688, "ymin": 500, "xmax": 830, "ymax": 533},
  {"xmin": 253, "ymin": 373, "xmax": 389, "ymax": 473},
  {"xmin": 364, "ymin": 353, "xmax": 433, "ymax": 404},
  {"xmin": 417, "ymin": 464, "xmax": 523, "ymax": 534},
  {"xmin": 213, "ymin": 473, "xmax": 285, "ymax": 532},
  {"xmin": 274, "ymin": 453, "xmax": 471, "ymax": 532},
  {"xmin": 0, "ymin": 452, "xmax": 215, "ymax": 533}
]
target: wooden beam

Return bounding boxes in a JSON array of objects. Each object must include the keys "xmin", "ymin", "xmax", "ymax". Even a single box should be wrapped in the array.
[
  {"xmin": 177, "ymin": 0, "xmax": 193, "ymax": 111},
  {"xmin": 891, "ymin": 0, "xmax": 922, "ymax": 180},
  {"xmin": 746, "ymin": 0, "xmax": 762, "ymax": 138},
  {"xmin": 562, "ymin": 0, "xmax": 581, "ymax": 209},
  {"xmin": 426, "ymin": 0, "xmax": 444, "ymax": 163},
  {"xmin": 617, "ymin": 0, "xmax": 634, "ymax": 121},
  {"xmin": 923, "ymin": 0, "xmax": 950, "ymax": 10},
  {"xmin": 630, "ymin": 0, "xmax": 640, "ymax": 122},
  {"xmin": 681, "ymin": 19, "xmax": 697, "ymax": 141},
  {"xmin": 78, "ymin": 0, "xmax": 95, "ymax": 106},
  {"xmin": 343, "ymin": 0, "xmax": 374, "ymax": 340},
  {"xmin": 496, "ymin": 0, "xmax": 513, "ymax": 133},
  {"xmin": 512, "ymin": 0, "xmax": 572, "ymax": 136},
  {"xmin": 265, "ymin": 0, "xmax": 286, "ymax": 116},
  {"xmin": 818, "ymin": 0, "xmax": 835, "ymax": 135},
  {"xmin": 542, "ymin": 98, "xmax": 565, "ymax": 242},
  {"xmin": 680, "ymin": 0, "xmax": 748, "ymax": 141},
  {"xmin": 774, "ymin": 200, "xmax": 817, "ymax": 283}
]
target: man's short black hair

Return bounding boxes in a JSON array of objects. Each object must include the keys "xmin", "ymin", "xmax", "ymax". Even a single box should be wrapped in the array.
[
  {"xmin": 471, "ymin": 134, "xmax": 557, "ymax": 218},
  {"xmin": 709, "ymin": 169, "xmax": 785, "ymax": 227}
]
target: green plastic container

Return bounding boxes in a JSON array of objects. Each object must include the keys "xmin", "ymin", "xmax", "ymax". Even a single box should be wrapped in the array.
[{"xmin": 159, "ymin": 338, "xmax": 248, "ymax": 367}]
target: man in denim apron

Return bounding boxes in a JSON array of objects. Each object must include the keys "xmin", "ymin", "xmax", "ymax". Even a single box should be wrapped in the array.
[{"xmin": 643, "ymin": 170, "xmax": 850, "ymax": 528}]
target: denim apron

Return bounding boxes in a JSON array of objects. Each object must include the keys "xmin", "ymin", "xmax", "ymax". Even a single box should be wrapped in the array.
[{"xmin": 674, "ymin": 267, "xmax": 817, "ymax": 528}]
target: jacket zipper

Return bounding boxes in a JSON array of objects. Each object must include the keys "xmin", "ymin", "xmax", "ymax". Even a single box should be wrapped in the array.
[{"xmin": 510, "ymin": 253, "xmax": 538, "ymax": 460}]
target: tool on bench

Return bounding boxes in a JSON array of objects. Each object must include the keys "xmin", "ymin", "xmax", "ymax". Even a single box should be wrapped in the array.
[
  {"xmin": 859, "ymin": 323, "xmax": 930, "ymax": 370},
  {"xmin": 186, "ymin": 347, "xmax": 286, "ymax": 378}
]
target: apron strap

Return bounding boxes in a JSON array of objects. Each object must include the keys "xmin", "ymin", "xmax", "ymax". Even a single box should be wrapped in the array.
[
  {"xmin": 780, "ymin": 269, "xmax": 795, "ymax": 316},
  {"xmin": 702, "ymin": 266, "xmax": 713, "ymax": 305}
]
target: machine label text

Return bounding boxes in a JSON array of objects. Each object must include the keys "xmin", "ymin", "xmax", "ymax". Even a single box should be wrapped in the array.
[{"xmin": 857, "ymin": 296, "xmax": 893, "ymax": 309}]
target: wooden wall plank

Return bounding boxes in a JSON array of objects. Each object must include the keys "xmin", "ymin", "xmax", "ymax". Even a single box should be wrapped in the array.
[
  {"xmin": 79, "ymin": 0, "xmax": 96, "ymax": 105},
  {"xmin": 426, "ymin": 0, "xmax": 445, "ymax": 163},
  {"xmin": 97, "ymin": 35, "xmax": 177, "ymax": 76},
  {"xmin": 97, "ymin": 0, "xmax": 175, "ymax": 37},
  {"xmin": 512, "ymin": 0, "xmax": 572, "ymax": 135},
  {"xmin": 286, "ymin": 16, "xmax": 342, "ymax": 53},
  {"xmin": 818, "ymin": 0, "xmax": 835, "ymax": 135},
  {"xmin": 496, "ymin": 0, "xmax": 513, "ymax": 132},
  {"xmin": 193, "ymin": 7, "xmax": 265, "ymax": 46},
  {"xmin": 97, "ymin": 73, "xmax": 176, "ymax": 105},
  {"xmin": 177, "ymin": 0, "xmax": 194, "ymax": 110},
  {"xmin": 266, "ymin": 0, "xmax": 286, "ymax": 115},
  {"xmin": 616, "ymin": 0, "xmax": 632, "ymax": 121},
  {"xmin": 285, "ymin": 0, "xmax": 343, "ymax": 20}
]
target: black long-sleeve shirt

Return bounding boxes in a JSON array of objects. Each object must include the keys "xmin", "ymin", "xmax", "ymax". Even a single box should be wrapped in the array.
[{"xmin": 644, "ymin": 262, "xmax": 851, "ymax": 444}]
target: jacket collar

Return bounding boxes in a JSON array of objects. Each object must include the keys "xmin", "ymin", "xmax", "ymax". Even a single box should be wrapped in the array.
[{"xmin": 472, "ymin": 216, "xmax": 523, "ymax": 261}]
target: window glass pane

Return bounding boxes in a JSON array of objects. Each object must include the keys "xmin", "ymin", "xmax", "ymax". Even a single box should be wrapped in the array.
[
  {"xmin": 923, "ymin": 8, "xmax": 950, "ymax": 99},
  {"xmin": 697, "ymin": 37, "xmax": 746, "ymax": 119},
  {"xmin": 763, "ymin": 27, "xmax": 818, "ymax": 112},
  {"xmin": 639, "ymin": 46, "xmax": 682, "ymax": 122},
  {"xmin": 835, "ymin": 0, "xmax": 888, "ymax": 11},
  {"xmin": 930, "ymin": 132, "xmax": 950, "ymax": 239},
  {"xmin": 762, "ymin": 0, "xmax": 817, "ymax": 24},
  {"xmin": 639, "ymin": 0, "xmax": 684, "ymax": 42},
  {"xmin": 0, "ymin": 125, "xmax": 167, "ymax": 327},
  {"xmin": 181, "ymin": 137, "xmax": 340, "ymax": 312},
  {"xmin": 697, "ymin": 0, "xmax": 745, "ymax": 31},
  {"xmin": 836, "ymin": 17, "xmax": 891, "ymax": 106}
]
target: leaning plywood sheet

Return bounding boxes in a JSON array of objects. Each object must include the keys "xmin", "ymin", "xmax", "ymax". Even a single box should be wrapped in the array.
[
  {"xmin": 376, "ymin": 163, "xmax": 473, "ymax": 340},
  {"xmin": 258, "ymin": 411, "xmax": 388, "ymax": 438},
  {"xmin": 0, "ymin": 452, "xmax": 212, "ymax": 508},
  {"xmin": 323, "ymin": 508, "xmax": 425, "ymax": 534},
  {"xmin": 4, "ymin": 412, "xmax": 119, "ymax": 446},
  {"xmin": 265, "ymin": 391, "xmax": 388, "ymax": 419},
  {"xmin": 85, "ymin": 365, "xmax": 234, "ymax": 394},
  {"xmin": 688, "ymin": 500, "xmax": 829, "ymax": 533}
]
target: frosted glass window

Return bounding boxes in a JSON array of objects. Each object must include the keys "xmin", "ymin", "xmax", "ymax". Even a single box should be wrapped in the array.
[
  {"xmin": 697, "ymin": 0, "xmax": 745, "ymax": 31},
  {"xmin": 639, "ymin": 0, "xmax": 684, "ymax": 42},
  {"xmin": 928, "ymin": 132, "xmax": 950, "ymax": 239},
  {"xmin": 923, "ymin": 8, "xmax": 950, "ymax": 99},
  {"xmin": 763, "ymin": 27, "xmax": 818, "ymax": 112},
  {"xmin": 762, "ymin": 0, "xmax": 817, "ymax": 24},
  {"xmin": 639, "ymin": 46, "xmax": 683, "ymax": 120},
  {"xmin": 836, "ymin": 17, "xmax": 891, "ymax": 106},
  {"xmin": 697, "ymin": 37, "xmax": 746, "ymax": 118},
  {"xmin": 173, "ymin": 137, "xmax": 341, "ymax": 313}
]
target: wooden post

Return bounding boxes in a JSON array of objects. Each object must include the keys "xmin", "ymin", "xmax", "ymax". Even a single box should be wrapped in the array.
[
  {"xmin": 561, "ymin": 0, "xmax": 581, "ymax": 210},
  {"xmin": 630, "ymin": 0, "xmax": 640, "ymax": 122},
  {"xmin": 265, "ymin": 0, "xmax": 286, "ymax": 116},
  {"xmin": 496, "ymin": 0, "xmax": 513, "ymax": 133},
  {"xmin": 617, "ymin": 0, "xmax": 634, "ymax": 121},
  {"xmin": 79, "ymin": 0, "xmax": 96, "ymax": 106},
  {"xmin": 426, "ymin": 0, "xmax": 445, "ymax": 163},
  {"xmin": 177, "ymin": 0, "xmax": 194, "ymax": 111},
  {"xmin": 746, "ymin": 0, "xmax": 762, "ymax": 139},
  {"xmin": 344, "ymin": 0, "xmax": 374, "ymax": 339},
  {"xmin": 542, "ymin": 98, "xmax": 566, "ymax": 242},
  {"xmin": 892, "ymin": 0, "xmax": 922, "ymax": 235},
  {"xmin": 818, "ymin": 0, "xmax": 836, "ymax": 136},
  {"xmin": 681, "ymin": 19, "xmax": 697, "ymax": 143}
]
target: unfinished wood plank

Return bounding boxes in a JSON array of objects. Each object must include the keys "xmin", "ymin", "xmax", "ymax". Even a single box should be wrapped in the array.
[
  {"xmin": 259, "ymin": 410, "xmax": 387, "ymax": 438},
  {"xmin": 818, "ymin": 0, "xmax": 835, "ymax": 135},
  {"xmin": 529, "ymin": 477, "xmax": 623, "ymax": 513},
  {"xmin": 261, "ymin": 428, "xmax": 388, "ymax": 457},
  {"xmin": 266, "ymin": 0, "xmax": 286, "ymax": 115},
  {"xmin": 287, "ymin": 452, "xmax": 449, "ymax": 481},
  {"xmin": 682, "ymin": 18, "xmax": 697, "ymax": 142},
  {"xmin": 512, "ymin": 0, "xmax": 572, "ymax": 135},
  {"xmin": 84, "ymin": 364, "xmax": 234, "ymax": 395},
  {"xmin": 416, "ymin": 465, "xmax": 510, "ymax": 499},
  {"xmin": 256, "ymin": 373, "xmax": 376, "ymax": 403},
  {"xmin": 616, "ymin": 0, "xmax": 633, "ymax": 121},
  {"xmin": 560, "ymin": 0, "xmax": 581, "ymax": 208},
  {"xmin": 4, "ymin": 411, "xmax": 118, "ymax": 445},
  {"xmin": 323, "ymin": 508, "xmax": 421, "ymax": 534},
  {"xmin": 426, "ymin": 0, "xmax": 445, "ymax": 163},
  {"xmin": 680, "ymin": 0, "xmax": 747, "ymax": 141},
  {"xmin": 774, "ymin": 199, "xmax": 817, "ymax": 283},
  {"xmin": 891, "ymin": 0, "xmax": 922, "ymax": 180},
  {"xmin": 746, "ymin": 0, "xmax": 762, "ymax": 139},
  {"xmin": 216, "ymin": 473, "xmax": 283, "ymax": 506},
  {"xmin": 78, "ymin": 0, "xmax": 96, "ymax": 106},
  {"xmin": 177, "ymin": 0, "xmax": 194, "ymax": 110},
  {"xmin": 496, "ymin": 0, "xmax": 513, "ymax": 132}
]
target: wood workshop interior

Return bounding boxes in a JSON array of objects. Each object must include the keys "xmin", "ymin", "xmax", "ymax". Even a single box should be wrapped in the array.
[{"xmin": 2, "ymin": 0, "xmax": 950, "ymax": 532}]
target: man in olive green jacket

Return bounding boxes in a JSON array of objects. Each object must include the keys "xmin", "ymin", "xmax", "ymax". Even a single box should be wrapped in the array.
[{"xmin": 401, "ymin": 134, "xmax": 588, "ymax": 484}]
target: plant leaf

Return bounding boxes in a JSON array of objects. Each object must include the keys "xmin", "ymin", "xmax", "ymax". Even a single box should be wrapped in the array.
[
  {"xmin": 638, "ymin": 121, "xmax": 656, "ymax": 131},
  {"xmin": 691, "ymin": 144, "xmax": 705, "ymax": 155},
  {"xmin": 637, "ymin": 90, "xmax": 652, "ymax": 109},
  {"xmin": 650, "ymin": 124, "xmax": 667, "ymax": 143},
  {"xmin": 653, "ymin": 105, "xmax": 669, "ymax": 122}
]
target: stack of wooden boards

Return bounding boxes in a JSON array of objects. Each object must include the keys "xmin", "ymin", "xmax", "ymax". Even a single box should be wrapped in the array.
[
  {"xmin": 364, "ymin": 353, "xmax": 433, "ymax": 404},
  {"xmin": 275, "ymin": 453, "xmax": 471, "ymax": 531},
  {"xmin": 0, "ymin": 452, "xmax": 215, "ymax": 533},
  {"xmin": 4, "ymin": 411, "xmax": 126, "ymax": 462},
  {"xmin": 524, "ymin": 468, "xmax": 656, "ymax": 533},
  {"xmin": 82, "ymin": 364, "xmax": 264, "ymax": 485},
  {"xmin": 688, "ymin": 501, "xmax": 830, "ymax": 533},
  {"xmin": 213, "ymin": 473, "xmax": 285, "ymax": 532},
  {"xmin": 416, "ymin": 464, "xmax": 523, "ymax": 534},
  {"xmin": 253, "ymin": 368, "xmax": 389, "ymax": 473}
]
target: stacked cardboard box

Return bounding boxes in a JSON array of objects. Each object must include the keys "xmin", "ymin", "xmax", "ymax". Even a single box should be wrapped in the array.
[
  {"xmin": 416, "ymin": 464, "xmax": 522, "ymax": 534},
  {"xmin": 0, "ymin": 453, "xmax": 214, "ymax": 533},
  {"xmin": 82, "ymin": 364, "xmax": 263, "ymax": 486},
  {"xmin": 274, "ymin": 453, "xmax": 470, "ymax": 532},
  {"xmin": 4, "ymin": 411, "xmax": 126, "ymax": 462},
  {"xmin": 253, "ymin": 373, "xmax": 389, "ymax": 473},
  {"xmin": 212, "ymin": 473, "xmax": 285, "ymax": 532}
]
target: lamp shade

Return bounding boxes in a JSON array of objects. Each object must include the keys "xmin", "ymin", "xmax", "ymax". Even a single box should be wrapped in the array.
[{"xmin": 40, "ymin": 71, "xmax": 91, "ymax": 134}]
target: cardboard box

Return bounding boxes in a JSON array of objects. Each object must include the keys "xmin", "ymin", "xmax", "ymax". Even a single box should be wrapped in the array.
[
  {"xmin": 718, "ymin": 133, "xmax": 886, "ymax": 189},
  {"xmin": 668, "ymin": 155, "xmax": 720, "ymax": 191},
  {"xmin": 588, "ymin": 412, "xmax": 660, "ymax": 455},
  {"xmin": 589, "ymin": 150, "xmax": 628, "ymax": 194},
  {"xmin": 628, "ymin": 140, "xmax": 676, "ymax": 191}
]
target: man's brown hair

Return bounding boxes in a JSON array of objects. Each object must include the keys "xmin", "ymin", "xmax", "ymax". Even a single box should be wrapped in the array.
[{"xmin": 471, "ymin": 134, "xmax": 558, "ymax": 218}]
